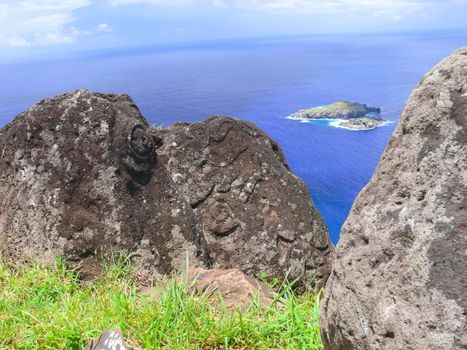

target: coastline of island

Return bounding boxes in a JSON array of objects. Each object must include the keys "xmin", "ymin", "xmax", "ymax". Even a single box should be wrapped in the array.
[{"xmin": 287, "ymin": 101, "xmax": 390, "ymax": 130}]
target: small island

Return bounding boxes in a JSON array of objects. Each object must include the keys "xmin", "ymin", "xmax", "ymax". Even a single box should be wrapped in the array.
[{"xmin": 288, "ymin": 101, "xmax": 388, "ymax": 130}]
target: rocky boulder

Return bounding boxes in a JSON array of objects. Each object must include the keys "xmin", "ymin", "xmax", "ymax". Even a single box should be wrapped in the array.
[
  {"xmin": 156, "ymin": 117, "xmax": 333, "ymax": 289},
  {"xmin": 320, "ymin": 48, "xmax": 467, "ymax": 349},
  {"xmin": 0, "ymin": 90, "xmax": 332, "ymax": 288},
  {"xmin": 0, "ymin": 90, "xmax": 210, "ymax": 278}
]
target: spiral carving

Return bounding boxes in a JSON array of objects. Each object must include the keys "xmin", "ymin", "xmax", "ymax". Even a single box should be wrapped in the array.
[{"xmin": 129, "ymin": 124, "xmax": 154, "ymax": 161}]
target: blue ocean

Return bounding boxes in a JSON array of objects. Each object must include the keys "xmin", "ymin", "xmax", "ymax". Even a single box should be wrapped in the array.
[{"xmin": 0, "ymin": 32, "xmax": 465, "ymax": 244}]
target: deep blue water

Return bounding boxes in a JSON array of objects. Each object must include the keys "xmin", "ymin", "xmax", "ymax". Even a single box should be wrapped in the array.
[{"xmin": 1, "ymin": 32, "xmax": 465, "ymax": 244}]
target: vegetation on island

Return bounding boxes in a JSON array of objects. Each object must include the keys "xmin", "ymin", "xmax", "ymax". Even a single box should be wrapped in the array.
[
  {"xmin": 290, "ymin": 101, "xmax": 381, "ymax": 120},
  {"xmin": 0, "ymin": 258, "xmax": 323, "ymax": 350}
]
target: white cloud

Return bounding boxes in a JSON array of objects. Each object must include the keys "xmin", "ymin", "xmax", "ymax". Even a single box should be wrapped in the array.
[
  {"xmin": 8, "ymin": 36, "xmax": 32, "ymax": 47},
  {"xmin": 213, "ymin": 0, "xmax": 229, "ymax": 7},
  {"xmin": 218, "ymin": 0, "xmax": 454, "ymax": 15},
  {"xmin": 2, "ymin": 0, "xmax": 465, "ymax": 48},
  {"xmin": 109, "ymin": 0, "xmax": 467, "ymax": 16},
  {"xmin": 0, "ymin": 0, "xmax": 92, "ymax": 47},
  {"xmin": 109, "ymin": 0, "xmax": 193, "ymax": 5},
  {"xmin": 98, "ymin": 23, "xmax": 113, "ymax": 32}
]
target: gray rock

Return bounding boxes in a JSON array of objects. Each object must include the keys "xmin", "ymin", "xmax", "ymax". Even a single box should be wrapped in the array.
[
  {"xmin": 320, "ymin": 47, "xmax": 467, "ymax": 349},
  {"xmin": 156, "ymin": 116, "xmax": 333, "ymax": 289},
  {"xmin": 0, "ymin": 90, "xmax": 210, "ymax": 278}
]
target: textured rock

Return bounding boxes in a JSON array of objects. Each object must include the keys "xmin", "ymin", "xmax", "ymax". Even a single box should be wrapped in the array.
[
  {"xmin": 0, "ymin": 90, "xmax": 332, "ymax": 288},
  {"xmin": 188, "ymin": 267, "xmax": 275, "ymax": 311},
  {"xmin": 0, "ymin": 90, "xmax": 210, "ymax": 278},
  {"xmin": 320, "ymin": 47, "xmax": 467, "ymax": 349},
  {"xmin": 157, "ymin": 117, "xmax": 333, "ymax": 289}
]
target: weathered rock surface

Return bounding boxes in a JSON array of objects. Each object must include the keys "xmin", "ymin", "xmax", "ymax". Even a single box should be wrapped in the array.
[
  {"xmin": 188, "ymin": 267, "xmax": 276, "ymax": 311},
  {"xmin": 0, "ymin": 90, "xmax": 210, "ymax": 278},
  {"xmin": 0, "ymin": 90, "xmax": 333, "ymax": 288},
  {"xmin": 320, "ymin": 47, "xmax": 467, "ymax": 349},
  {"xmin": 157, "ymin": 117, "xmax": 333, "ymax": 289}
]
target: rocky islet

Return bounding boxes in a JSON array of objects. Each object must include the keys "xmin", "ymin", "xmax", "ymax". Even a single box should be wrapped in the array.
[{"xmin": 289, "ymin": 101, "xmax": 388, "ymax": 130}]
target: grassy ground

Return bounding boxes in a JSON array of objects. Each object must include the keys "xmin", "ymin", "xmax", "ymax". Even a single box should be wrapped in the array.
[{"xmin": 0, "ymin": 258, "xmax": 323, "ymax": 350}]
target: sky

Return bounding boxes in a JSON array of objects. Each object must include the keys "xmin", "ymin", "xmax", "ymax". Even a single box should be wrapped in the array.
[{"xmin": 0, "ymin": 0, "xmax": 466, "ymax": 61}]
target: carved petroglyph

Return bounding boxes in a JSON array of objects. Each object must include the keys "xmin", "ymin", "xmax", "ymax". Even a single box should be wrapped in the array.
[
  {"xmin": 0, "ymin": 90, "xmax": 210, "ymax": 279},
  {"xmin": 159, "ymin": 116, "xmax": 332, "ymax": 289}
]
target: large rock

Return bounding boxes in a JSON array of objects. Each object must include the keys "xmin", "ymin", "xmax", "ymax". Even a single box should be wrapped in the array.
[
  {"xmin": 320, "ymin": 48, "xmax": 467, "ymax": 349},
  {"xmin": 0, "ymin": 90, "xmax": 332, "ymax": 287},
  {"xmin": 157, "ymin": 117, "xmax": 333, "ymax": 289},
  {"xmin": 188, "ymin": 267, "xmax": 276, "ymax": 311},
  {"xmin": 0, "ymin": 90, "xmax": 210, "ymax": 277}
]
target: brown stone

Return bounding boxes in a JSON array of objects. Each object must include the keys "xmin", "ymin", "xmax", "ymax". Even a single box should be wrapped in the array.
[
  {"xmin": 0, "ymin": 90, "xmax": 210, "ymax": 278},
  {"xmin": 188, "ymin": 267, "xmax": 276, "ymax": 311},
  {"xmin": 0, "ymin": 90, "xmax": 332, "ymax": 288}
]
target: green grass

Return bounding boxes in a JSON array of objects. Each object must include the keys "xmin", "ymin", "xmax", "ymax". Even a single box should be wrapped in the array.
[{"xmin": 0, "ymin": 258, "xmax": 323, "ymax": 350}]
